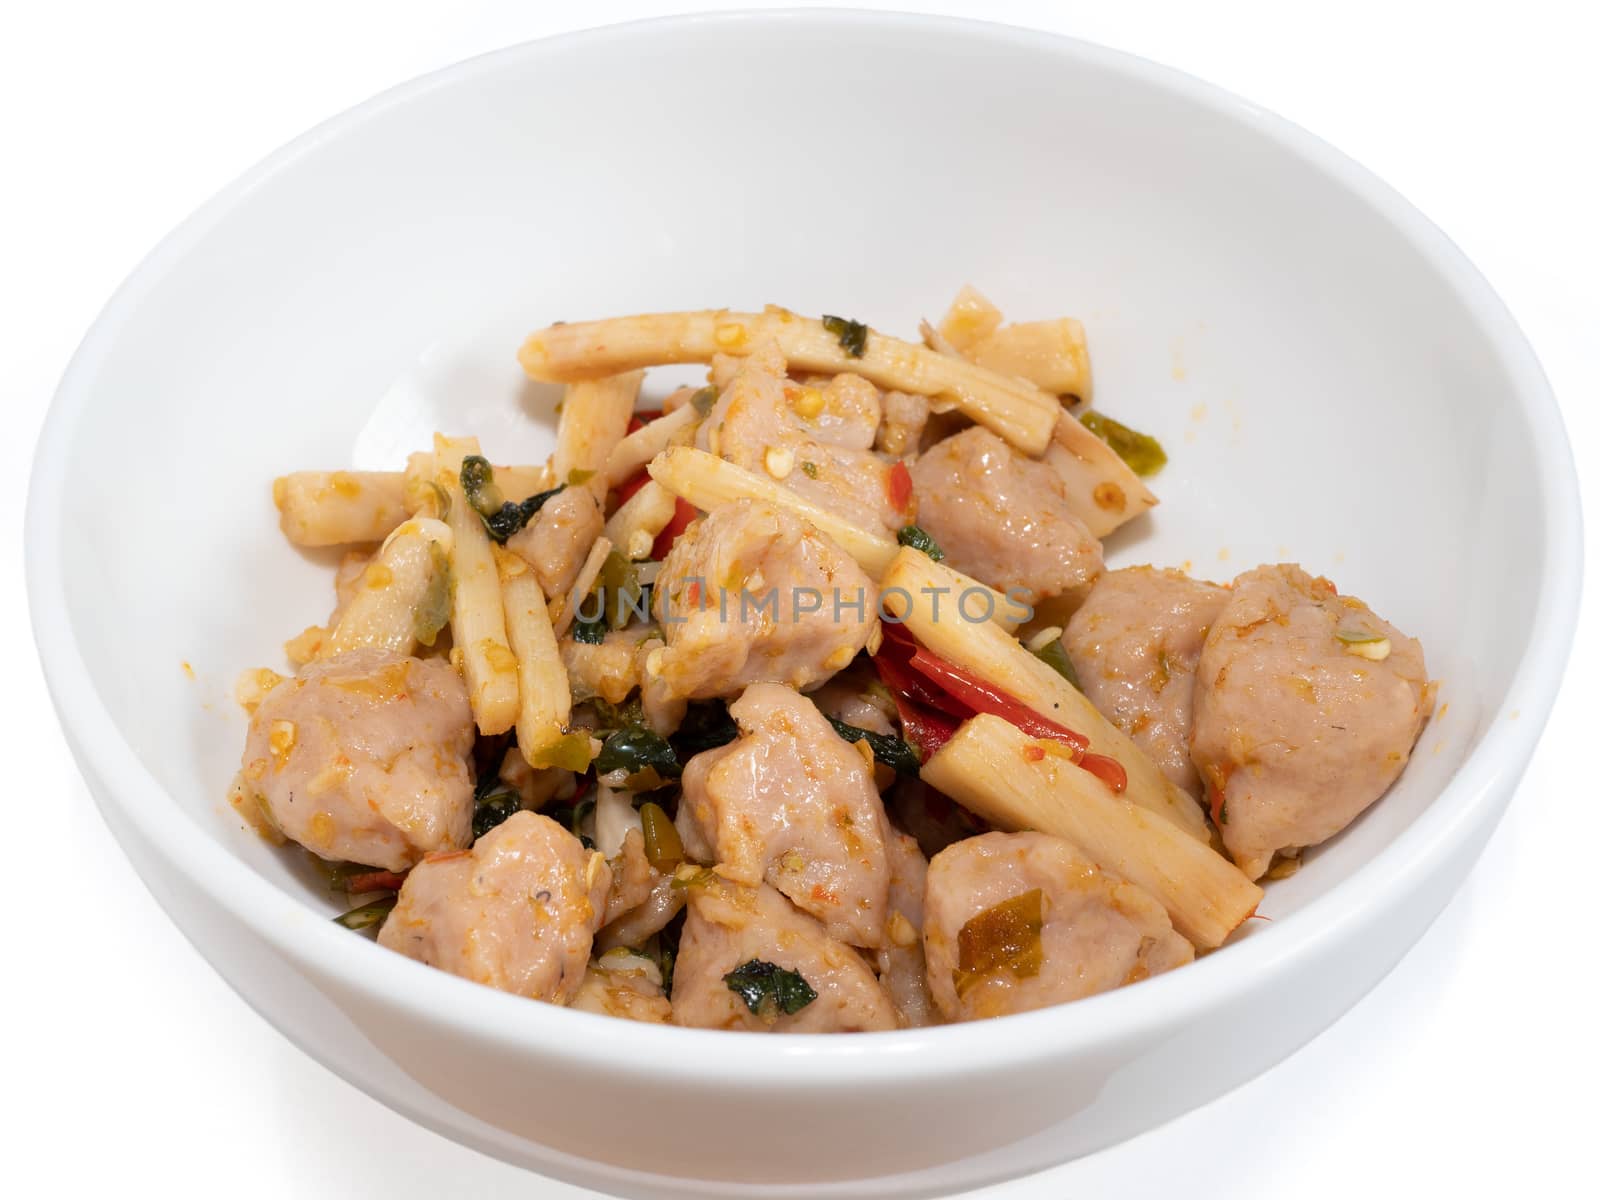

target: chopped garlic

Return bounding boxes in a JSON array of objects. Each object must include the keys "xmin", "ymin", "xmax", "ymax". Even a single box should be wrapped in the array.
[
  {"xmin": 480, "ymin": 638, "xmax": 518, "ymax": 674},
  {"xmin": 1025, "ymin": 625, "xmax": 1065, "ymax": 654},
  {"xmin": 491, "ymin": 543, "xmax": 528, "ymax": 579},
  {"xmin": 887, "ymin": 910, "xmax": 919, "ymax": 947},
  {"xmin": 267, "ymin": 720, "xmax": 297, "ymax": 765},
  {"xmin": 791, "ymin": 387, "xmax": 825, "ymax": 419},
  {"xmin": 596, "ymin": 946, "xmax": 664, "ymax": 987},
  {"xmin": 283, "ymin": 625, "xmax": 327, "ymax": 666},
  {"xmin": 764, "ymin": 445, "xmax": 795, "ymax": 479},
  {"xmin": 305, "ymin": 759, "xmax": 349, "ymax": 798},
  {"xmin": 235, "ymin": 667, "xmax": 284, "ymax": 713},
  {"xmin": 309, "ymin": 811, "xmax": 335, "ymax": 846},
  {"xmin": 1336, "ymin": 628, "xmax": 1393, "ymax": 661},
  {"xmin": 1344, "ymin": 637, "xmax": 1391, "ymax": 662}
]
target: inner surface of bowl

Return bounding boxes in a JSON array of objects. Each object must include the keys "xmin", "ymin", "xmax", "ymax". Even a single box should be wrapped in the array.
[{"xmin": 42, "ymin": 2, "xmax": 1549, "ymax": 1119}]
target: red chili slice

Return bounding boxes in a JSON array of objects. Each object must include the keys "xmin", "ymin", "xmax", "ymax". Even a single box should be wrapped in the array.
[
  {"xmin": 875, "ymin": 625, "xmax": 1124, "ymax": 790},
  {"xmin": 886, "ymin": 460, "xmax": 914, "ymax": 512},
  {"xmin": 651, "ymin": 497, "xmax": 699, "ymax": 559},
  {"xmin": 907, "ymin": 646, "xmax": 1091, "ymax": 752},
  {"xmin": 613, "ymin": 469, "xmax": 651, "ymax": 506},
  {"xmin": 890, "ymin": 690, "xmax": 962, "ymax": 760},
  {"xmin": 344, "ymin": 868, "xmax": 408, "ymax": 894},
  {"xmin": 874, "ymin": 630, "xmax": 960, "ymax": 715},
  {"xmin": 1077, "ymin": 752, "xmax": 1128, "ymax": 794}
]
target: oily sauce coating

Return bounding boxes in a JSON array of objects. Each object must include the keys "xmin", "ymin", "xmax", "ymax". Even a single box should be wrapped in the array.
[
  {"xmin": 671, "ymin": 879, "xmax": 898, "ymax": 1033},
  {"xmin": 1064, "ymin": 566, "xmax": 1228, "ymax": 795},
  {"xmin": 379, "ymin": 812, "xmax": 611, "ymax": 1005},
  {"xmin": 241, "ymin": 649, "xmax": 474, "ymax": 871},
  {"xmin": 1190, "ymin": 564, "xmax": 1430, "ymax": 879},
  {"xmin": 923, "ymin": 831, "xmax": 1192, "ymax": 1022},
  {"xmin": 910, "ymin": 426, "xmax": 1103, "ymax": 606},
  {"xmin": 676, "ymin": 683, "xmax": 893, "ymax": 948}
]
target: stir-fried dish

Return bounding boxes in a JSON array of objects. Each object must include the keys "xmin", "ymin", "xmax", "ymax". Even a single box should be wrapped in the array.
[{"xmin": 235, "ymin": 287, "xmax": 1433, "ymax": 1031}]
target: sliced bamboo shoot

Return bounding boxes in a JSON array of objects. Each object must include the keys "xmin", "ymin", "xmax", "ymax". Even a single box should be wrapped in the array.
[
  {"xmin": 604, "ymin": 404, "xmax": 700, "ymax": 489},
  {"xmin": 1043, "ymin": 414, "xmax": 1158, "ymax": 538},
  {"xmin": 967, "ymin": 318, "xmax": 1092, "ymax": 400},
  {"xmin": 604, "ymin": 479, "xmax": 678, "ymax": 561},
  {"xmin": 519, "ymin": 309, "xmax": 1060, "ymax": 456},
  {"xmin": 499, "ymin": 555, "xmax": 570, "ymax": 764},
  {"xmin": 923, "ymin": 715, "xmax": 1260, "ymax": 948},
  {"xmin": 934, "ymin": 284, "xmax": 1004, "ymax": 352},
  {"xmin": 322, "ymin": 517, "xmax": 452, "ymax": 658},
  {"xmin": 647, "ymin": 446, "xmax": 901, "ymax": 580},
  {"xmin": 433, "ymin": 434, "xmax": 520, "ymax": 734},
  {"xmin": 273, "ymin": 471, "xmax": 408, "ymax": 547},
  {"xmin": 646, "ymin": 447, "xmax": 1028, "ymax": 628},
  {"xmin": 554, "ymin": 371, "xmax": 644, "ymax": 499},
  {"xmin": 879, "ymin": 547, "xmax": 1209, "ymax": 840},
  {"xmin": 553, "ymin": 535, "xmax": 613, "ymax": 640}
]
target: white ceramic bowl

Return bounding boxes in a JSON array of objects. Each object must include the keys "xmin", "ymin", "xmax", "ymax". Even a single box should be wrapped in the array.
[{"xmin": 26, "ymin": 11, "xmax": 1580, "ymax": 1198}]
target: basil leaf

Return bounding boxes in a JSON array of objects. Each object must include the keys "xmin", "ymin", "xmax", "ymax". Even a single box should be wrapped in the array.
[
  {"xmin": 572, "ymin": 616, "xmax": 607, "ymax": 645},
  {"xmin": 669, "ymin": 700, "xmax": 739, "ymax": 761},
  {"xmin": 723, "ymin": 958, "xmax": 818, "ymax": 1016},
  {"xmin": 896, "ymin": 524, "xmax": 945, "ymax": 562},
  {"xmin": 590, "ymin": 696, "xmax": 647, "ymax": 732},
  {"xmin": 595, "ymin": 724, "xmax": 682, "ymax": 780},
  {"xmin": 460, "ymin": 455, "xmax": 566, "ymax": 542},
  {"xmin": 1031, "ymin": 638, "xmax": 1081, "ymax": 689},
  {"xmin": 472, "ymin": 789, "xmax": 520, "ymax": 839},
  {"xmin": 826, "ymin": 716, "xmax": 921, "ymax": 778},
  {"xmin": 821, "ymin": 314, "xmax": 868, "ymax": 358},
  {"xmin": 566, "ymin": 796, "xmax": 595, "ymax": 837}
]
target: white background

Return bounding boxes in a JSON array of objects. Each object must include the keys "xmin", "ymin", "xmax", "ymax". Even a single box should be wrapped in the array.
[{"xmin": 5, "ymin": 2, "xmax": 1595, "ymax": 1196}]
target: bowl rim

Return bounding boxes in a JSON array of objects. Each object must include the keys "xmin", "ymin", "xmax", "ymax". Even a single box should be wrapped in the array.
[{"xmin": 25, "ymin": 7, "xmax": 1582, "ymax": 1085}]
